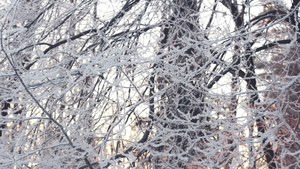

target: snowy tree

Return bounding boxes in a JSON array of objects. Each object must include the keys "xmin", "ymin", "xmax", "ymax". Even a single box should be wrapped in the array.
[{"xmin": 0, "ymin": 0, "xmax": 299, "ymax": 168}]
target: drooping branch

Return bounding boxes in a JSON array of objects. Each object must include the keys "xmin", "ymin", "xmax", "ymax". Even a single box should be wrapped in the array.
[{"xmin": 249, "ymin": 9, "xmax": 287, "ymax": 26}]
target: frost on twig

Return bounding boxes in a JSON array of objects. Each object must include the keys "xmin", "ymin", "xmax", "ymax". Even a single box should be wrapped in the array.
[{"xmin": 0, "ymin": 0, "xmax": 299, "ymax": 168}]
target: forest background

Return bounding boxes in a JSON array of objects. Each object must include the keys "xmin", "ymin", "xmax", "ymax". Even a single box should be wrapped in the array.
[{"xmin": 0, "ymin": 0, "xmax": 299, "ymax": 168}]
